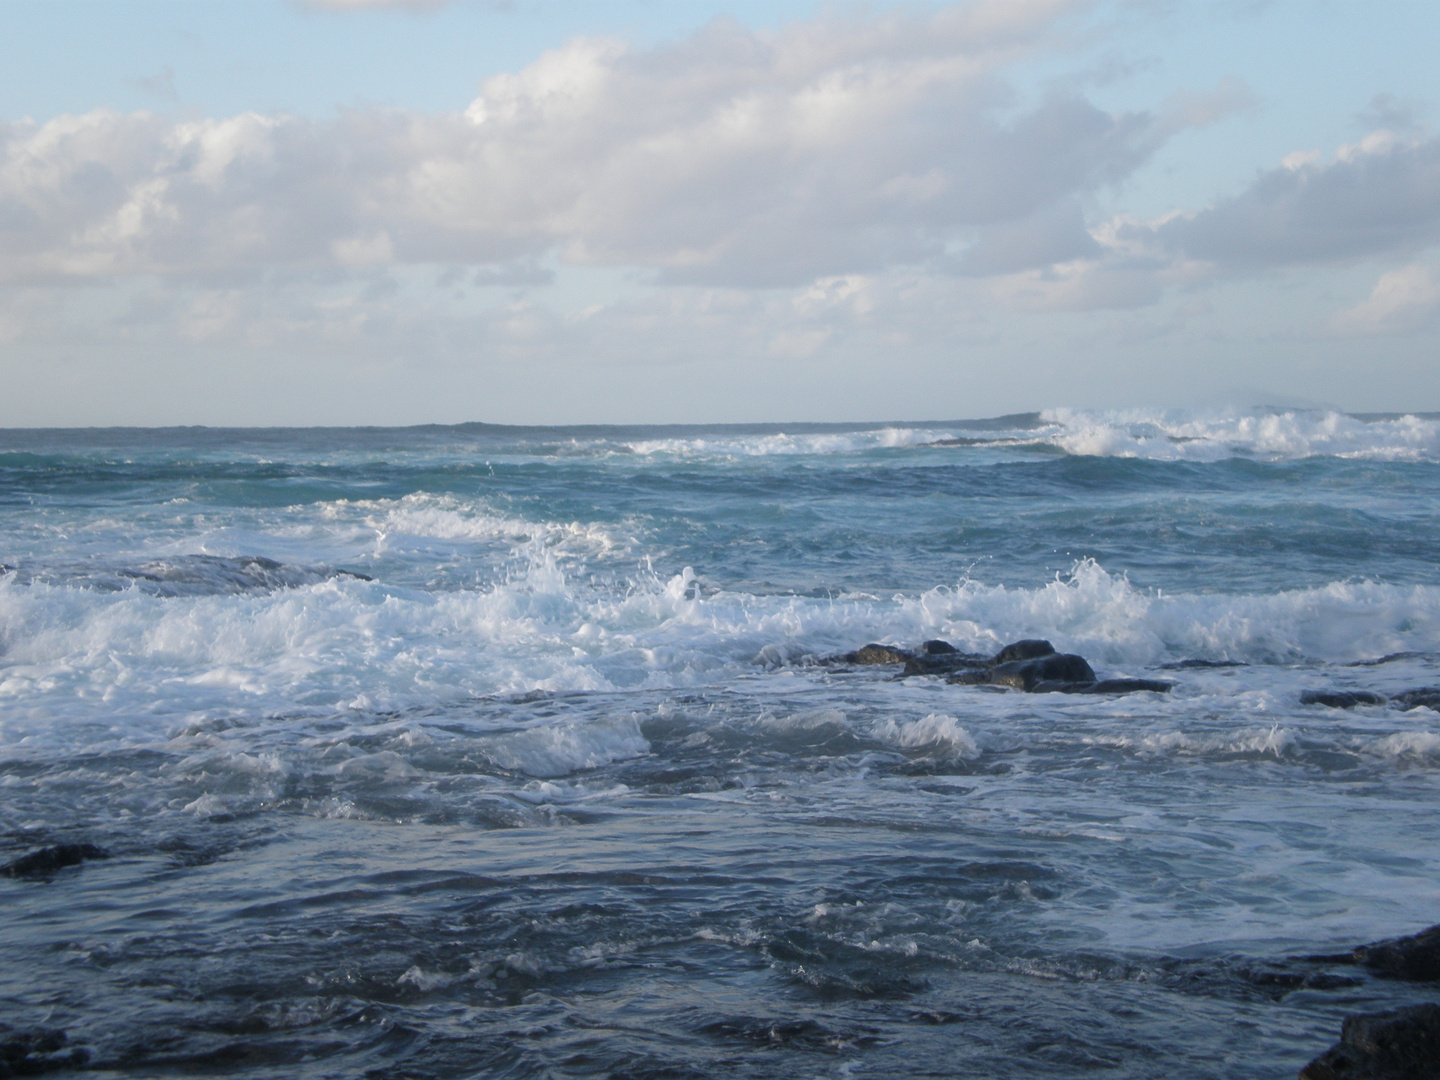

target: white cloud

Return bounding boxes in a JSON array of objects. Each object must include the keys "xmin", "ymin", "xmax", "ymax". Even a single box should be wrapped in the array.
[
  {"xmin": 1331, "ymin": 264, "xmax": 1440, "ymax": 336},
  {"xmin": 0, "ymin": 2, "xmax": 1202, "ymax": 291}
]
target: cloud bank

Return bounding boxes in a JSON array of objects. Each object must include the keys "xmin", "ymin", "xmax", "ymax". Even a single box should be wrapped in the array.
[{"xmin": 0, "ymin": 2, "xmax": 1213, "ymax": 291}]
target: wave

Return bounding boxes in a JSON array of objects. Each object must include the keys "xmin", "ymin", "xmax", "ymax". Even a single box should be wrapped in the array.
[
  {"xmin": 593, "ymin": 409, "xmax": 1440, "ymax": 463},
  {"xmin": 4, "ymin": 556, "xmax": 1440, "ymax": 743},
  {"xmin": 1031, "ymin": 408, "xmax": 1440, "ymax": 463}
]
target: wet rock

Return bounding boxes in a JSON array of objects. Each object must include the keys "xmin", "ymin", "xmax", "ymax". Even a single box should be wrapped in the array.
[
  {"xmin": 1352, "ymin": 924, "xmax": 1440, "ymax": 982},
  {"xmin": 901, "ymin": 638, "xmax": 1050, "ymax": 678},
  {"xmin": 1347, "ymin": 652, "xmax": 1430, "ymax": 667},
  {"xmin": 1390, "ymin": 688, "xmax": 1440, "ymax": 712},
  {"xmin": 1299, "ymin": 1004, "xmax": 1440, "ymax": 1080},
  {"xmin": 0, "ymin": 1026, "xmax": 87, "ymax": 1075},
  {"xmin": 1301, "ymin": 691, "xmax": 1389, "ymax": 709},
  {"xmin": 987, "ymin": 654, "xmax": 1096, "ymax": 691},
  {"xmin": 1030, "ymin": 678, "xmax": 1173, "ymax": 695},
  {"xmin": 845, "ymin": 644, "xmax": 912, "ymax": 665},
  {"xmin": 903, "ymin": 652, "xmax": 989, "ymax": 677},
  {"xmin": 1, "ymin": 843, "xmax": 109, "ymax": 879},
  {"xmin": 1160, "ymin": 658, "xmax": 1247, "ymax": 670},
  {"xmin": 991, "ymin": 639, "xmax": 1056, "ymax": 665}
]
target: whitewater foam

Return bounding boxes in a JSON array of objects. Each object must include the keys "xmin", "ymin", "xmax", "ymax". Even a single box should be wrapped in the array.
[{"xmin": 6, "ymin": 557, "xmax": 1440, "ymax": 745}]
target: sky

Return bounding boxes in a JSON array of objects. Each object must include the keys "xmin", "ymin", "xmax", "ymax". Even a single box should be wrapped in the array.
[{"xmin": 1, "ymin": 0, "xmax": 1438, "ymax": 426}]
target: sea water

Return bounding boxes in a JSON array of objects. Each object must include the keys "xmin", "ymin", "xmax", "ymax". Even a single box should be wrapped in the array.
[{"xmin": 2, "ymin": 409, "xmax": 1439, "ymax": 1077}]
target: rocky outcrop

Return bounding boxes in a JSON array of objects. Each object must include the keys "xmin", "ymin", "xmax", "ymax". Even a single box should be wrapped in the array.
[
  {"xmin": 1299, "ymin": 1004, "xmax": 1440, "ymax": 1079},
  {"xmin": 1350, "ymin": 924, "xmax": 1440, "ymax": 982},
  {"xmin": 841, "ymin": 637, "xmax": 1172, "ymax": 694},
  {"xmin": 1302, "ymin": 691, "xmax": 1390, "ymax": 709},
  {"xmin": 1301, "ymin": 688, "xmax": 1440, "ymax": 711},
  {"xmin": 1160, "ymin": 658, "xmax": 1247, "ymax": 669},
  {"xmin": 990, "ymin": 639, "xmax": 1056, "ymax": 665},
  {"xmin": 903, "ymin": 651, "xmax": 990, "ymax": 677},
  {"xmin": 845, "ymin": 644, "xmax": 912, "ymax": 665},
  {"xmin": 1039, "ymin": 678, "xmax": 1176, "ymax": 694},
  {"xmin": 977, "ymin": 653, "xmax": 1098, "ymax": 691},
  {"xmin": 0, "ymin": 1026, "xmax": 87, "ymax": 1075},
  {"xmin": 1, "ymin": 843, "xmax": 109, "ymax": 879},
  {"xmin": 1390, "ymin": 689, "xmax": 1440, "ymax": 711}
]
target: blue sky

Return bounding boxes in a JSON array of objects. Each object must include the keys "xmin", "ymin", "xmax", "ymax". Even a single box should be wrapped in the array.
[{"xmin": 2, "ymin": 0, "xmax": 1438, "ymax": 425}]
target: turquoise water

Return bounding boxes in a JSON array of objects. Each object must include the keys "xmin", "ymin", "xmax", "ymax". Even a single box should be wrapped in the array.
[{"xmin": 3, "ymin": 409, "xmax": 1440, "ymax": 1077}]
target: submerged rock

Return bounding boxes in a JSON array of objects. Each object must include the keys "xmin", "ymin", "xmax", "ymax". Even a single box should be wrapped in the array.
[
  {"xmin": 1299, "ymin": 1004, "xmax": 1440, "ymax": 1079},
  {"xmin": 1300, "ymin": 688, "xmax": 1440, "ymax": 711},
  {"xmin": 1301, "ymin": 691, "xmax": 1390, "ymax": 709},
  {"xmin": 1390, "ymin": 688, "xmax": 1440, "ymax": 712},
  {"xmin": 1034, "ymin": 678, "xmax": 1175, "ymax": 695},
  {"xmin": 845, "ymin": 644, "xmax": 912, "ymax": 665},
  {"xmin": 1, "ymin": 843, "xmax": 109, "ymax": 879},
  {"xmin": 1347, "ymin": 652, "xmax": 1430, "ymax": 667},
  {"xmin": 1351, "ymin": 924, "xmax": 1440, "ymax": 982},
  {"xmin": 1159, "ymin": 658, "xmax": 1247, "ymax": 670}
]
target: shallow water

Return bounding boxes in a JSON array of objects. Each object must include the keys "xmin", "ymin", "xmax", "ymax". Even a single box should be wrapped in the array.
[{"xmin": 3, "ymin": 409, "xmax": 1440, "ymax": 1077}]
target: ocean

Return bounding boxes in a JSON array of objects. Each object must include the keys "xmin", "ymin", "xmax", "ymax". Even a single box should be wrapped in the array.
[{"xmin": 2, "ymin": 408, "xmax": 1439, "ymax": 1078}]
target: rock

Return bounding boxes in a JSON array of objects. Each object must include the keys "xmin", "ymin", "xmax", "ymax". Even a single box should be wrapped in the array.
[
  {"xmin": 1390, "ymin": 688, "xmax": 1440, "ymax": 712},
  {"xmin": 1352, "ymin": 924, "xmax": 1440, "ymax": 982},
  {"xmin": 991, "ymin": 639, "xmax": 1056, "ymax": 665},
  {"xmin": 903, "ymin": 653, "xmax": 989, "ymax": 677},
  {"xmin": 1159, "ymin": 658, "xmax": 1247, "ymax": 670},
  {"xmin": 1030, "ymin": 678, "xmax": 1173, "ymax": 695},
  {"xmin": 1, "ymin": 843, "xmax": 109, "ymax": 879},
  {"xmin": 1301, "ymin": 691, "xmax": 1389, "ymax": 709},
  {"xmin": 921, "ymin": 639, "xmax": 957, "ymax": 654},
  {"xmin": 987, "ymin": 654, "xmax": 1096, "ymax": 691},
  {"xmin": 1299, "ymin": 1004, "xmax": 1440, "ymax": 1079},
  {"xmin": 1347, "ymin": 652, "xmax": 1430, "ymax": 667},
  {"xmin": 846, "ymin": 644, "xmax": 912, "ymax": 665},
  {"xmin": 0, "ymin": 1026, "xmax": 86, "ymax": 1075}
]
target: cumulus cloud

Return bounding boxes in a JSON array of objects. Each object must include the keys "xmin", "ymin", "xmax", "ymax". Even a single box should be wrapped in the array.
[
  {"xmin": 1331, "ymin": 263, "xmax": 1440, "ymax": 336},
  {"xmin": 1149, "ymin": 131, "xmax": 1440, "ymax": 268},
  {"xmin": 1004, "ymin": 128, "xmax": 1440, "ymax": 314},
  {"xmin": 0, "ymin": 1, "xmax": 1209, "ymax": 290}
]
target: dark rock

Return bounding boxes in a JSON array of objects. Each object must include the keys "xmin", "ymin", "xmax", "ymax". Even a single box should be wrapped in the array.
[
  {"xmin": 1390, "ymin": 688, "xmax": 1440, "ymax": 712},
  {"xmin": 988, "ymin": 654, "xmax": 1096, "ymax": 691},
  {"xmin": 0, "ymin": 1026, "xmax": 86, "ymax": 1075},
  {"xmin": 990, "ymin": 639, "xmax": 1056, "ymax": 665},
  {"xmin": 1159, "ymin": 658, "xmax": 1247, "ymax": 670},
  {"xmin": 1299, "ymin": 1004, "xmax": 1440, "ymax": 1079},
  {"xmin": 903, "ymin": 652, "xmax": 989, "ymax": 677},
  {"xmin": 1348, "ymin": 652, "xmax": 1430, "ymax": 667},
  {"xmin": 1352, "ymin": 924, "xmax": 1440, "ymax": 982},
  {"xmin": 1029, "ymin": 678, "xmax": 1172, "ymax": 695},
  {"xmin": 1301, "ymin": 691, "xmax": 1389, "ymax": 709},
  {"xmin": 846, "ymin": 644, "xmax": 912, "ymax": 665},
  {"xmin": 921, "ymin": 639, "xmax": 958, "ymax": 655},
  {"xmin": 1, "ymin": 843, "xmax": 109, "ymax": 879}
]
